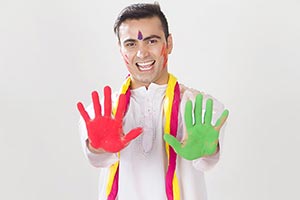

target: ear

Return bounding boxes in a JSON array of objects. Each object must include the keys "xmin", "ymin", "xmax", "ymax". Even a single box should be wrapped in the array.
[{"xmin": 166, "ymin": 34, "xmax": 173, "ymax": 54}]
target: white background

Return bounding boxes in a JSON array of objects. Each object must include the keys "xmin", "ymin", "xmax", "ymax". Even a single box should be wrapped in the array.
[{"xmin": 0, "ymin": 0, "xmax": 299, "ymax": 199}]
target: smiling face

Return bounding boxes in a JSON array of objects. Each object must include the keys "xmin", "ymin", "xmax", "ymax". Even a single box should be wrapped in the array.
[{"xmin": 118, "ymin": 16, "xmax": 173, "ymax": 89}]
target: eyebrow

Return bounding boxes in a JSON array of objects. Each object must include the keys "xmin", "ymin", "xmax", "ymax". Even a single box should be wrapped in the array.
[
  {"xmin": 123, "ymin": 39, "xmax": 136, "ymax": 44},
  {"xmin": 143, "ymin": 35, "xmax": 162, "ymax": 41},
  {"xmin": 123, "ymin": 35, "xmax": 162, "ymax": 44}
]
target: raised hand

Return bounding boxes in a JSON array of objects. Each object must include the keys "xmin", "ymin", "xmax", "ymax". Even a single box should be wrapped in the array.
[
  {"xmin": 77, "ymin": 86, "xmax": 143, "ymax": 153},
  {"xmin": 164, "ymin": 93, "xmax": 229, "ymax": 160}
]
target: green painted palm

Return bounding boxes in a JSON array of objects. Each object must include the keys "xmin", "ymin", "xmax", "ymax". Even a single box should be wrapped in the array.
[{"xmin": 164, "ymin": 94, "xmax": 229, "ymax": 160}]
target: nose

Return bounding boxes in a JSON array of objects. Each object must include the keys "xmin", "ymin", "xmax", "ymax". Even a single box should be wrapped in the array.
[{"xmin": 136, "ymin": 45, "xmax": 149, "ymax": 59}]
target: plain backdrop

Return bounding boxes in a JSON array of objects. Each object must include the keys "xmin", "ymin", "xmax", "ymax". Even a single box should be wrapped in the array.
[{"xmin": 0, "ymin": 0, "xmax": 299, "ymax": 199}]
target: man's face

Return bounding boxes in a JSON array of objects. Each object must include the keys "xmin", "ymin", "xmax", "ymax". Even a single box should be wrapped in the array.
[{"xmin": 118, "ymin": 16, "xmax": 173, "ymax": 89}]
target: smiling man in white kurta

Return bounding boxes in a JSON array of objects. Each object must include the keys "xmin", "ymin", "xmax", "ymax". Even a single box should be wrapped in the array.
[{"xmin": 77, "ymin": 3, "xmax": 229, "ymax": 200}]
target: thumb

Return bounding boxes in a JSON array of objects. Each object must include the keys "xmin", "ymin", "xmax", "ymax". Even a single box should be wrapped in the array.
[
  {"xmin": 123, "ymin": 127, "xmax": 143, "ymax": 144},
  {"xmin": 163, "ymin": 134, "xmax": 182, "ymax": 152}
]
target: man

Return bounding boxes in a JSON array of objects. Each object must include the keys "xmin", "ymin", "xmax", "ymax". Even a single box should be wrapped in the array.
[{"xmin": 77, "ymin": 3, "xmax": 229, "ymax": 200}]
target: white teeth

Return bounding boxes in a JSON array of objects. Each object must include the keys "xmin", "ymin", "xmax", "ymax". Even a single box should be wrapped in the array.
[
  {"xmin": 137, "ymin": 61, "xmax": 154, "ymax": 67},
  {"xmin": 136, "ymin": 60, "xmax": 155, "ymax": 71},
  {"xmin": 139, "ymin": 65, "xmax": 152, "ymax": 71}
]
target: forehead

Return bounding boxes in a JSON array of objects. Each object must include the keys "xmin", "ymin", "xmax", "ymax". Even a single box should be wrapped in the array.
[{"xmin": 118, "ymin": 17, "xmax": 164, "ymax": 39}]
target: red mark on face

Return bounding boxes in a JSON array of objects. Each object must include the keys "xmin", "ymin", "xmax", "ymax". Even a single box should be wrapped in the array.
[
  {"xmin": 161, "ymin": 44, "xmax": 168, "ymax": 68},
  {"xmin": 122, "ymin": 53, "xmax": 130, "ymax": 65},
  {"xmin": 137, "ymin": 31, "xmax": 143, "ymax": 40}
]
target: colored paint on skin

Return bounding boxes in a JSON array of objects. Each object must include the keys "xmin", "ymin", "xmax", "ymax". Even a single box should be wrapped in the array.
[
  {"xmin": 137, "ymin": 31, "xmax": 143, "ymax": 40},
  {"xmin": 122, "ymin": 53, "xmax": 130, "ymax": 65},
  {"xmin": 164, "ymin": 93, "xmax": 229, "ymax": 160},
  {"xmin": 160, "ymin": 44, "xmax": 166, "ymax": 56},
  {"xmin": 160, "ymin": 44, "xmax": 168, "ymax": 68}
]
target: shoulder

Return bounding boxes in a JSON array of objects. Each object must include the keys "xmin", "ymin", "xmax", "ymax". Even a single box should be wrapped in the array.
[{"xmin": 179, "ymin": 83, "xmax": 225, "ymax": 114}]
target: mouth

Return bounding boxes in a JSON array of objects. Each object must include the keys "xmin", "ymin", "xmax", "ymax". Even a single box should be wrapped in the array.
[{"xmin": 136, "ymin": 60, "xmax": 155, "ymax": 71}]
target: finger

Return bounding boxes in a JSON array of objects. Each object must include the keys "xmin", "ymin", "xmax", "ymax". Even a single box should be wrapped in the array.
[
  {"xmin": 163, "ymin": 134, "xmax": 182, "ymax": 152},
  {"xmin": 115, "ymin": 94, "xmax": 126, "ymax": 120},
  {"xmin": 184, "ymin": 100, "xmax": 193, "ymax": 129},
  {"xmin": 92, "ymin": 91, "xmax": 101, "ymax": 117},
  {"xmin": 204, "ymin": 99, "xmax": 213, "ymax": 125},
  {"xmin": 104, "ymin": 86, "xmax": 112, "ymax": 117},
  {"xmin": 214, "ymin": 109, "xmax": 229, "ymax": 131},
  {"xmin": 194, "ymin": 94, "xmax": 203, "ymax": 125},
  {"xmin": 123, "ymin": 127, "xmax": 143, "ymax": 144},
  {"xmin": 77, "ymin": 102, "xmax": 91, "ymax": 122}
]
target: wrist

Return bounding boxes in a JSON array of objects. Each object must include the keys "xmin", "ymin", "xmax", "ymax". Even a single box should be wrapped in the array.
[{"xmin": 86, "ymin": 139, "xmax": 106, "ymax": 154}]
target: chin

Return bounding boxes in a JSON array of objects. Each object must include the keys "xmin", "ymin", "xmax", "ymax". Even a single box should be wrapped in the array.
[{"xmin": 132, "ymin": 76, "xmax": 153, "ymax": 86}]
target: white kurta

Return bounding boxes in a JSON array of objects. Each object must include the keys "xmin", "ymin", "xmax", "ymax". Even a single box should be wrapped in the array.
[{"xmin": 79, "ymin": 83, "xmax": 226, "ymax": 200}]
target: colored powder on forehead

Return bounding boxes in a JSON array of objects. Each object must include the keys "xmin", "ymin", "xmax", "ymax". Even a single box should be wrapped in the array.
[{"xmin": 137, "ymin": 31, "xmax": 143, "ymax": 40}]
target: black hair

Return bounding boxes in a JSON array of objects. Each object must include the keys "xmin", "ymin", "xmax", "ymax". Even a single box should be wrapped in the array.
[{"xmin": 113, "ymin": 3, "xmax": 169, "ymax": 41}]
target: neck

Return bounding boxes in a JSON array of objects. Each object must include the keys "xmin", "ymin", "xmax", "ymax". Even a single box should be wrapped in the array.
[{"xmin": 130, "ymin": 72, "xmax": 169, "ymax": 90}]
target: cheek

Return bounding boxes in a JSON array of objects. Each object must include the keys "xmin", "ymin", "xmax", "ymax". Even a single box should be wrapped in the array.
[
  {"xmin": 160, "ymin": 44, "xmax": 168, "ymax": 68},
  {"xmin": 121, "ymin": 52, "xmax": 130, "ymax": 65}
]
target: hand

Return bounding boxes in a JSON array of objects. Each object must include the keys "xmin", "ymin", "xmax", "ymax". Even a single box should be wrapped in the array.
[
  {"xmin": 77, "ymin": 86, "xmax": 143, "ymax": 153},
  {"xmin": 164, "ymin": 94, "xmax": 229, "ymax": 160}
]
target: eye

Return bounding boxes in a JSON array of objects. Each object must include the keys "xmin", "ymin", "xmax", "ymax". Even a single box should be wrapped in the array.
[
  {"xmin": 125, "ymin": 42, "xmax": 136, "ymax": 48},
  {"xmin": 148, "ymin": 39, "xmax": 158, "ymax": 45}
]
